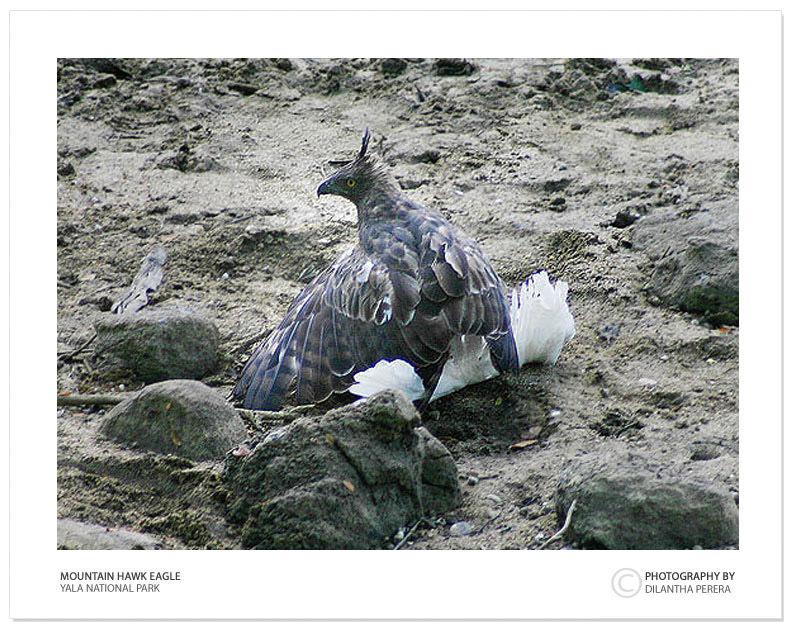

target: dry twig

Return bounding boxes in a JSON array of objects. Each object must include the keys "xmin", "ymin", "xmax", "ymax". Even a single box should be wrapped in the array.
[
  {"xmin": 57, "ymin": 393, "xmax": 126, "ymax": 407},
  {"xmin": 394, "ymin": 517, "xmax": 430, "ymax": 550},
  {"xmin": 57, "ymin": 333, "xmax": 97, "ymax": 362},
  {"xmin": 537, "ymin": 499, "xmax": 577, "ymax": 550}
]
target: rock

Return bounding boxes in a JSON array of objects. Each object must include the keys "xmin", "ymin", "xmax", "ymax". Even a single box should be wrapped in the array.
[
  {"xmin": 555, "ymin": 446, "xmax": 738, "ymax": 549},
  {"xmin": 227, "ymin": 81, "xmax": 259, "ymax": 96},
  {"xmin": 415, "ymin": 426, "xmax": 461, "ymax": 514},
  {"xmin": 156, "ymin": 144, "xmax": 219, "ymax": 173},
  {"xmin": 434, "ymin": 58, "xmax": 476, "ymax": 76},
  {"xmin": 93, "ymin": 305, "xmax": 219, "ymax": 381},
  {"xmin": 92, "ymin": 73, "xmax": 117, "ymax": 89},
  {"xmin": 101, "ymin": 380, "xmax": 246, "ymax": 461},
  {"xmin": 612, "ymin": 207, "xmax": 643, "ymax": 228},
  {"xmin": 380, "ymin": 58, "xmax": 407, "ymax": 76},
  {"xmin": 450, "ymin": 521, "xmax": 473, "ymax": 536},
  {"xmin": 690, "ymin": 441, "xmax": 722, "ymax": 461},
  {"xmin": 631, "ymin": 199, "xmax": 738, "ymax": 326},
  {"xmin": 58, "ymin": 518, "xmax": 165, "ymax": 550},
  {"xmin": 57, "ymin": 160, "xmax": 75, "ymax": 177},
  {"xmin": 223, "ymin": 390, "xmax": 461, "ymax": 549}
]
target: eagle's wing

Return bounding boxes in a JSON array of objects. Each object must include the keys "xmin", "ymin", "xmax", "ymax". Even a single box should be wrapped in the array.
[
  {"xmin": 232, "ymin": 247, "xmax": 405, "ymax": 410},
  {"xmin": 234, "ymin": 209, "xmax": 518, "ymax": 411},
  {"xmin": 358, "ymin": 212, "xmax": 518, "ymax": 378},
  {"xmin": 408, "ymin": 209, "xmax": 519, "ymax": 374}
]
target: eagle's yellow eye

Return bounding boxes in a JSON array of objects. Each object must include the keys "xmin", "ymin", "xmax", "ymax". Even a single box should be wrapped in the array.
[{"xmin": 346, "ymin": 178, "xmax": 356, "ymax": 188}]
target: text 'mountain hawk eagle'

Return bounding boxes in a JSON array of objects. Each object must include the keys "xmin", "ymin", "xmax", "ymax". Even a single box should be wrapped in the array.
[{"xmin": 232, "ymin": 129, "xmax": 574, "ymax": 411}]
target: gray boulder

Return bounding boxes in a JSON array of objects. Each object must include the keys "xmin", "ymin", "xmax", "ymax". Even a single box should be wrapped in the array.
[
  {"xmin": 101, "ymin": 379, "xmax": 247, "ymax": 461},
  {"xmin": 555, "ymin": 446, "xmax": 738, "ymax": 549},
  {"xmin": 58, "ymin": 518, "xmax": 165, "ymax": 550},
  {"xmin": 223, "ymin": 390, "xmax": 461, "ymax": 549},
  {"xmin": 94, "ymin": 305, "xmax": 219, "ymax": 381},
  {"xmin": 631, "ymin": 198, "xmax": 738, "ymax": 326}
]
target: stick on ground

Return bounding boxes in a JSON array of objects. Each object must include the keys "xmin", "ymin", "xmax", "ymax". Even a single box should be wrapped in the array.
[
  {"xmin": 537, "ymin": 499, "xmax": 577, "ymax": 550},
  {"xmin": 112, "ymin": 245, "xmax": 168, "ymax": 314}
]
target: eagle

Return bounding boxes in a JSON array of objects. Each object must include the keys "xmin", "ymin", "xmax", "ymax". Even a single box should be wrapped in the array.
[{"xmin": 232, "ymin": 129, "xmax": 574, "ymax": 411}]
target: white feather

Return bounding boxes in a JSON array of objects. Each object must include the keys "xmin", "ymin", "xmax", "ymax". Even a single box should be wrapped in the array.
[
  {"xmin": 432, "ymin": 335, "xmax": 496, "ymax": 401},
  {"xmin": 510, "ymin": 270, "xmax": 576, "ymax": 366},
  {"xmin": 349, "ymin": 271, "xmax": 575, "ymax": 403},
  {"xmin": 349, "ymin": 358, "xmax": 425, "ymax": 401}
]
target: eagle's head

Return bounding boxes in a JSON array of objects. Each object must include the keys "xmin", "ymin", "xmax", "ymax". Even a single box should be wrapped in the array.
[{"xmin": 317, "ymin": 129, "xmax": 400, "ymax": 212}]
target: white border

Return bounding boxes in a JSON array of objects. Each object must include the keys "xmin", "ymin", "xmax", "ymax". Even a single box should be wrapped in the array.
[{"xmin": 7, "ymin": 6, "xmax": 783, "ymax": 623}]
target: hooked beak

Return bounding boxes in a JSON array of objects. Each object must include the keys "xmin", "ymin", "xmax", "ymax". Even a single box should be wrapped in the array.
[{"xmin": 317, "ymin": 178, "xmax": 331, "ymax": 197}]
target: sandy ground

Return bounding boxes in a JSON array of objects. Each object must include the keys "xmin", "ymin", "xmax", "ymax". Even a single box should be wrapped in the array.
[{"xmin": 57, "ymin": 58, "xmax": 738, "ymax": 549}]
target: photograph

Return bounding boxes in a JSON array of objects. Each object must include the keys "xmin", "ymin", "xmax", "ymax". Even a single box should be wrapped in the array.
[
  {"xmin": 55, "ymin": 56, "xmax": 739, "ymax": 552},
  {"xmin": 5, "ymin": 5, "xmax": 783, "ymax": 623}
]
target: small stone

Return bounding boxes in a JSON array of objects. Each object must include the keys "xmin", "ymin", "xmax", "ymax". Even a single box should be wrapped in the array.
[
  {"xmin": 380, "ymin": 58, "xmax": 408, "ymax": 76},
  {"xmin": 231, "ymin": 445, "xmax": 251, "ymax": 458},
  {"xmin": 525, "ymin": 425, "xmax": 544, "ymax": 439},
  {"xmin": 612, "ymin": 208, "xmax": 641, "ymax": 228},
  {"xmin": 690, "ymin": 442, "xmax": 721, "ymax": 461},
  {"xmin": 434, "ymin": 58, "xmax": 476, "ymax": 76},
  {"xmin": 57, "ymin": 161, "xmax": 75, "ymax": 177},
  {"xmin": 92, "ymin": 73, "xmax": 117, "ymax": 89},
  {"xmin": 486, "ymin": 494, "xmax": 502, "ymax": 504},
  {"xmin": 450, "ymin": 521, "xmax": 474, "ymax": 537},
  {"xmin": 637, "ymin": 377, "xmax": 658, "ymax": 387}
]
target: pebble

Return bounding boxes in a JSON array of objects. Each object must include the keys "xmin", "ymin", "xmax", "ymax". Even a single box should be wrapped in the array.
[
  {"xmin": 525, "ymin": 425, "xmax": 543, "ymax": 439},
  {"xmin": 637, "ymin": 377, "xmax": 658, "ymax": 387},
  {"xmin": 450, "ymin": 521, "xmax": 473, "ymax": 537},
  {"xmin": 485, "ymin": 494, "xmax": 502, "ymax": 504}
]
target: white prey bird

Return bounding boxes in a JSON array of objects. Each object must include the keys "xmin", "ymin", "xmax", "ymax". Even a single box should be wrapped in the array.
[{"xmin": 349, "ymin": 270, "xmax": 575, "ymax": 403}]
